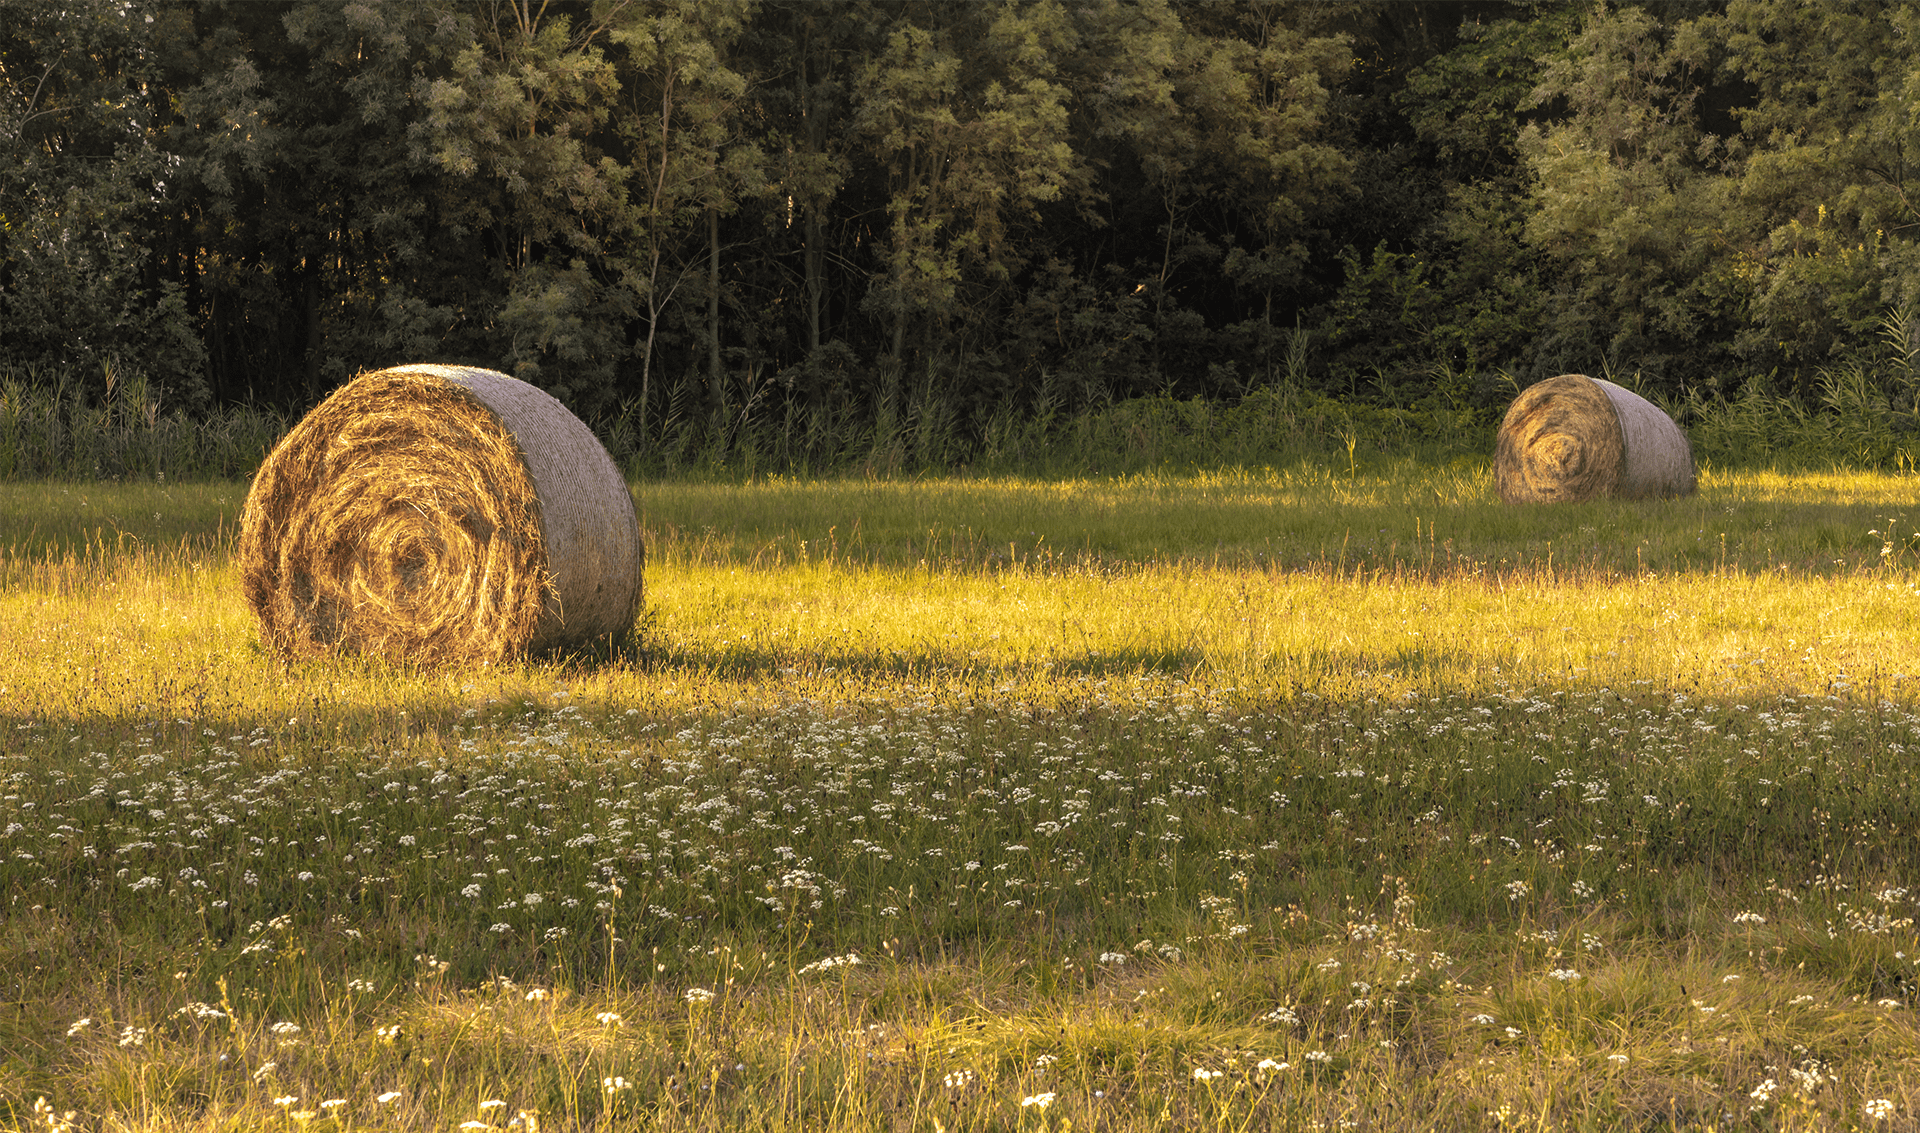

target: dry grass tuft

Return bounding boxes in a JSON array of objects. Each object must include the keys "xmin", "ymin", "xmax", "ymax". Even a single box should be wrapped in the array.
[{"xmin": 238, "ymin": 364, "xmax": 640, "ymax": 664}]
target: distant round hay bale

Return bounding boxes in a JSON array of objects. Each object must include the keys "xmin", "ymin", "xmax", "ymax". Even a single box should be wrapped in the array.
[
  {"xmin": 239, "ymin": 364, "xmax": 641, "ymax": 664},
  {"xmin": 1494, "ymin": 374, "xmax": 1696, "ymax": 504}
]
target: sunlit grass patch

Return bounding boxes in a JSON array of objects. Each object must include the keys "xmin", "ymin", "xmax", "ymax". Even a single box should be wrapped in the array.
[{"xmin": 639, "ymin": 554, "xmax": 1920, "ymax": 702}]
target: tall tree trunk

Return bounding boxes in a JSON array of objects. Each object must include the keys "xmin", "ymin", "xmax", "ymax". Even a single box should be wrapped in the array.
[
  {"xmin": 806, "ymin": 210, "xmax": 824, "ymax": 354},
  {"xmin": 302, "ymin": 259, "xmax": 322, "ymax": 400},
  {"xmin": 708, "ymin": 202, "xmax": 722, "ymax": 426},
  {"xmin": 635, "ymin": 71, "xmax": 679, "ymax": 450},
  {"xmin": 885, "ymin": 310, "xmax": 907, "ymax": 409},
  {"xmin": 799, "ymin": 34, "xmax": 823, "ymax": 354}
]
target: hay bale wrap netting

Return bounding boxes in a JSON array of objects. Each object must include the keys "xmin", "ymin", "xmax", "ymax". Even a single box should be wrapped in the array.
[
  {"xmin": 240, "ymin": 364, "xmax": 641, "ymax": 663},
  {"xmin": 1493, "ymin": 373, "xmax": 1697, "ymax": 504}
]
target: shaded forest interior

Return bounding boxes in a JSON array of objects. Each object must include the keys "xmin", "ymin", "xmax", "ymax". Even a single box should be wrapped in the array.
[{"xmin": 6, "ymin": 0, "xmax": 1920, "ymax": 474}]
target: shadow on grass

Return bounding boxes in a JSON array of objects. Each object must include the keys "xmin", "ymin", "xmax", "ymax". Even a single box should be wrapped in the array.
[
  {"xmin": 0, "ymin": 632, "xmax": 1214, "ymax": 735},
  {"xmin": 575, "ymin": 633, "xmax": 1211, "ymax": 684}
]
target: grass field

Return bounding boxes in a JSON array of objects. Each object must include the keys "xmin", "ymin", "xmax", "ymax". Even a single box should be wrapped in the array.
[{"xmin": 2, "ymin": 461, "xmax": 1919, "ymax": 1131}]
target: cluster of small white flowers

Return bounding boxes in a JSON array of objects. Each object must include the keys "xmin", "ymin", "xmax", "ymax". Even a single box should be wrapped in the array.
[
  {"xmin": 174, "ymin": 1002, "xmax": 226, "ymax": 1020},
  {"xmin": 796, "ymin": 952, "xmax": 862, "ymax": 976},
  {"xmin": 15, "ymin": 674, "xmax": 1920, "ymax": 1125}
]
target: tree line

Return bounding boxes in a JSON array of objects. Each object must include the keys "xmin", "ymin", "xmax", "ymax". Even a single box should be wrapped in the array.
[{"xmin": 5, "ymin": 0, "xmax": 1920, "ymax": 458}]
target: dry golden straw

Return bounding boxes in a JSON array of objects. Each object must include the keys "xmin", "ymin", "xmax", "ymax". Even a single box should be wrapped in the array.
[
  {"xmin": 239, "ymin": 365, "xmax": 641, "ymax": 664},
  {"xmin": 1494, "ymin": 373, "xmax": 1696, "ymax": 504}
]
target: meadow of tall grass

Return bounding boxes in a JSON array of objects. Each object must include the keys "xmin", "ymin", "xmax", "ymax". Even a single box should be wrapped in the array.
[
  {"xmin": 5, "ymin": 337, "xmax": 1916, "ymax": 485},
  {"xmin": 0, "ymin": 366, "xmax": 284, "ymax": 484},
  {"xmin": 3, "ymin": 461, "xmax": 1919, "ymax": 1130}
]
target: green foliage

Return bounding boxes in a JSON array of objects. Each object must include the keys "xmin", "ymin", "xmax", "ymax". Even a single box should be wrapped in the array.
[
  {"xmin": 1684, "ymin": 305, "xmax": 1920, "ymax": 471},
  {"xmin": 1319, "ymin": 242, "xmax": 1442, "ymax": 392},
  {"xmin": 853, "ymin": 3, "xmax": 1086, "ymax": 337},
  {"xmin": 1517, "ymin": 4, "xmax": 1740, "ymax": 382},
  {"xmin": 418, "ymin": 3, "xmax": 631, "ymax": 409},
  {"xmin": 17, "ymin": 2, "xmax": 1920, "ymax": 456},
  {"xmin": 0, "ymin": 0, "xmax": 207, "ymax": 402},
  {"xmin": 1709, "ymin": 1, "xmax": 1920, "ymax": 377},
  {"xmin": 173, "ymin": 1, "xmax": 485, "ymax": 400},
  {"xmin": 1400, "ymin": 6, "xmax": 1580, "ymax": 180}
]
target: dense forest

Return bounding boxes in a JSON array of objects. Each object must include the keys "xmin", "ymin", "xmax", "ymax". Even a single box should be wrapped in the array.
[{"xmin": 5, "ymin": 0, "xmax": 1920, "ymax": 470}]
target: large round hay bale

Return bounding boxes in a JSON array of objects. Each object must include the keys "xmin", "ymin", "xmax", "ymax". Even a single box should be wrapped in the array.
[
  {"xmin": 1494, "ymin": 374, "xmax": 1696, "ymax": 504},
  {"xmin": 239, "ymin": 364, "xmax": 641, "ymax": 664}
]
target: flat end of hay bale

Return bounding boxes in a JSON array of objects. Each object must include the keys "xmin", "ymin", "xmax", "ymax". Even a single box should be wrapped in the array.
[
  {"xmin": 1494, "ymin": 374, "xmax": 1623, "ymax": 504},
  {"xmin": 239, "ymin": 365, "xmax": 641, "ymax": 664}
]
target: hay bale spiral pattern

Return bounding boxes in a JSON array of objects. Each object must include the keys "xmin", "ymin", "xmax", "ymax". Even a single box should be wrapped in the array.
[
  {"xmin": 1494, "ymin": 374, "xmax": 1696, "ymax": 504},
  {"xmin": 240, "ymin": 365, "xmax": 641, "ymax": 664}
]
